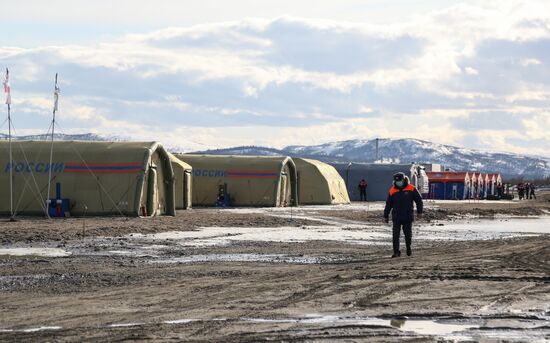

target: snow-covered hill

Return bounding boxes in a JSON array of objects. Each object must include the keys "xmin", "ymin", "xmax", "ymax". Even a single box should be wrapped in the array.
[
  {"xmin": 191, "ymin": 146, "xmax": 287, "ymax": 156},
  {"xmin": 197, "ymin": 138, "xmax": 550, "ymax": 179}
]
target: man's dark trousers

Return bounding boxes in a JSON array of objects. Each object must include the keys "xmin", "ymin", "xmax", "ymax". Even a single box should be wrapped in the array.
[{"xmin": 392, "ymin": 221, "xmax": 412, "ymax": 254}]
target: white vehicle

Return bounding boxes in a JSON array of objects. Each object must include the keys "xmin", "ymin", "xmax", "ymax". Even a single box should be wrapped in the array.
[{"xmin": 414, "ymin": 165, "xmax": 429, "ymax": 195}]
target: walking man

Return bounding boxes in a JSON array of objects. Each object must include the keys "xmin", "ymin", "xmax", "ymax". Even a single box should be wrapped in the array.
[
  {"xmin": 358, "ymin": 179, "xmax": 368, "ymax": 201},
  {"xmin": 383, "ymin": 173, "xmax": 423, "ymax": 258}
]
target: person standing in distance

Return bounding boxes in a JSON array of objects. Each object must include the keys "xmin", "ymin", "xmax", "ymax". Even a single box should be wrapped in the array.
[
  {"xmin": 530, "ymin": 183, "xmax": 536, "ymax": 200},
  {"xmin": 358, "ymin": 179, "xmax": 368, "ymax": 201},
  {"xmin": 383, "ymin": 173, "xmax": 424, "ymax": 258}
]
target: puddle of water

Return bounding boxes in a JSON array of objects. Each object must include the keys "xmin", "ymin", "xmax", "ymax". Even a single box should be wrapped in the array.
[
  {"xmin": 0, "ymin": 248, "xmax": 71, "ymax": 257},
  {"xmin": 131, "ymin": 226, "xmax": 389, "ymax": 247},
  {"xmin": 152, "ymin": 254, "xmax": 344, "ymax": 265},
  {"xmin": 221, "ymin": 203, "xmax": 386, "ymax": 215},
  {"xmin": 79, "ymin": 217, "xmax": 548, "ymax": 257},
  {"xmin": 243, "ymin": 318, "xmax": 300, "ymax": 323},
  {"xmin": 428, "ymin": 217, "xmax": 550, "ymax": 234},
  {"xmin": 472, "ymin": 259, "xmax": 500, "ymax": 263},
  {"xmin": 243, "ymin": 314, "xmax": 478, "ymax": 336},
  {"xmin": 108, "ymin": 322, "xmax": 146, "ymax": 328},
  {"xmin": 127, "ymin": 218, "xmax": 548, "ymax": 248},
  {"xmin": 291, "ymin": 314, "xmax": 549, "ymax": 340},
  {"xmin": 300, "ymin": 315, "xmax": 390, "ymax": 326},
  {"xmin": 106, "ymin": 250, "xmax": 157, "ymax": 258},
  {"xmin": 163, "ymin": 319, "xmax": 196, "ymax": 324},
  {"xmin": 391, "ymin": 319, "xmax": 477, "ymax": 335}
]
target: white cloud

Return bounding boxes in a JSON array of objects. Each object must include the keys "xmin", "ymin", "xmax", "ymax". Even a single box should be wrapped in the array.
[
  {"xmin": 464, "ymin": 67, "xmax": 479, "ymax": 75},
  {"xmin": 1, "ymin": 4, "xmax": 550, "ymax": 156},
  {"xmin": 520, "ymin": 58, "xmax": 542, "ymax": 66}
]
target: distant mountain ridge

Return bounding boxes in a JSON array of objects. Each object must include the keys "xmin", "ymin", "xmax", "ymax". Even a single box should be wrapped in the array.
[
  {"xmin": 196, "ymin": 138, "xmax": 550, "ymax": 179},
  {"xmin": 0, "ymin": 133, "xmax": 122, "ymax": 142},
  {"xmin": 0, "ymin": 134, "xmax": 547, "ymax": 178}
]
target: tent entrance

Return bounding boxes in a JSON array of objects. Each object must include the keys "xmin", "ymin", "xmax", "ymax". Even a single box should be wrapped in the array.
[
  {"xmin": 184, "ymin": 170, "xmax": 192, "ymax": 209},
  {"xmin": 146, "ymin": 165, "xmax": 159, "ymax": 216},
  {"xmin": 279, "ymin": 172, "xmax": 291, "ymax": 207}
]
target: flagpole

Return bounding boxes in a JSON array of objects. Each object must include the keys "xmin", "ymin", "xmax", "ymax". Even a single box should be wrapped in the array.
[
  {"xmin": 46, "ymin": 73, "xmax": 59, "ymax": 219},
  {"xmin": 8, "ymin": 97, "xmax": 13, "ymax": 219},
  {"xmin": 4, "ymin": 68, "xmax": 13, "ymax": 219}
]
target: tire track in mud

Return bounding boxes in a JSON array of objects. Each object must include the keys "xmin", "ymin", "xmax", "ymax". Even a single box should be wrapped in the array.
[{"xmin": 478, "ymin": 284, "xmax": 536, "ymax": 314}]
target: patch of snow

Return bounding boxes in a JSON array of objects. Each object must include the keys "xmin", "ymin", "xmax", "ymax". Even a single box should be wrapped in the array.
[
  {"xmin": 0, "ymin": 248, "xmax": 71, "ymax": 257},
  {"xmin": 22, "ymin": 326, "xmax": 62, "ymax": 332},
  {"xmin": 152, "ymin": 254, "xmax": 344, "ymax": 265},
  {"xmin": 163, "ymin": 319, "xmax": 197, "ymax": 324}
]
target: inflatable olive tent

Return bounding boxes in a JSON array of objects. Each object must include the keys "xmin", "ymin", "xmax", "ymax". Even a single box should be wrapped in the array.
[
  {"xmin": 293, "ymin": 158, "xmax": 350, "ymax": 205},
  {"xmin": 168, "ymin": 152, "xmax": 192, "ymax": 209},
  {"xmin": 175, "ymin": 154, "xmax": 298, "ymax": 207},
  {"xmin": 0, "ymin": 141, "xmax": 175, "ymax": 217}
]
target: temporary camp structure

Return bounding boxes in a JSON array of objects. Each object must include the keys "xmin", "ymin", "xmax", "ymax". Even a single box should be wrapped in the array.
[
  {"xmin": 175, "ymin": 154, "xmax": 298, "ymax": 207},
  {"xmin": 331, "ymin": 163, "xmax": 429, "ymax": 201},
  {"xmin": 488, "ymin": 174, "xmax": 497, "ymax": 196},
  {"xmin": 495, "ymin": 173, "xmax": 503, "ymax": 188},
  {"xmin": 494, "ymin": 173, "xmax": 503, "ymax": 195},
  {"xmin": 476, "ymin": 173, "xmax": 485, "ymax": 199},
  {"xmin": 168, "ymin": 152, "xmax": 192, "ymax": 210},
  {"xmin": 0, "ymin": 141, "xmax": 175, "ymax": 217},
  {"xmin": 293, "ymin": 158, "xmax": 350, "ymax": 205},
  {"xmin": 483, "ymin": 174, "xmax": 492, "ymax": 198},
  {"xmin": 469, "ymin": 172, "xmax": 477, "ymax": 199},
  {"xmin": 427, "ymin": 172, "xmax": 470, "ymax": 200}
]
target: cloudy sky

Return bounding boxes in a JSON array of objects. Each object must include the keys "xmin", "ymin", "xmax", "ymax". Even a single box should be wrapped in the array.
[{"xmin": 1, "ymin": 0, "xmax": 549, "ymax": 155}]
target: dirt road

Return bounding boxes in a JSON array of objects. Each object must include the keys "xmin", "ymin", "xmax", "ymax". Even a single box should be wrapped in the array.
[{"xmin": 1, "ymin": 197, "xmax": 549, "ymax": 342}]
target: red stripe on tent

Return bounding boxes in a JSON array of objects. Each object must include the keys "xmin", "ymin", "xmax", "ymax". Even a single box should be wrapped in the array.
[
  {"xmin": 65, "ymin": 163, "xmax": 143, "ymax": 167},
  {"xmin": 227, "ymin": 174, "xmax": 277, "ymax": 179},
  {"xmin": 226, "ymin": 170, "xmax": 277, "ymax": 174},
  {"xmin": 64, "ymin": 169, "xmax": 141, "ymax": 174}
]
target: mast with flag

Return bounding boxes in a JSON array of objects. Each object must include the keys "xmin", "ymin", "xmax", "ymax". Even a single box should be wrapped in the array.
[
  {"xmin": 3, "ymin": 68, "xmax": 13, "ymax": 219},
  {"xmin": 46, "ymin": 73, "xmax": 59, "ymax": 218}
]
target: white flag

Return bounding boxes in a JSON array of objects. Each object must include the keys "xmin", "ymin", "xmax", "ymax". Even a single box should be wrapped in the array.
[
  {"xmin": 3, "ymin": 68, "xmax": 10, "ymax": 105},
  {"xmin": 53, "ymin": 74, "xmax": 59, "ymax": 112}
]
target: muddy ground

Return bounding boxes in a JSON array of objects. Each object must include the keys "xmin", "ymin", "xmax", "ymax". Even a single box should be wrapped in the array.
[{"xmin": 0, "ymin": 195, "xmax": 549, "ymax": 342}]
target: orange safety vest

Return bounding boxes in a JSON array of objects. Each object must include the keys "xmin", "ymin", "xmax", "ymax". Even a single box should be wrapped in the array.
[{"xmin": 389, "ymin": 184, "xmax": 415, "ymax": 196}]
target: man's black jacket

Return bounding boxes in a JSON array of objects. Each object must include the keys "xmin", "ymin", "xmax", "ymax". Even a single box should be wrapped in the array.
[{"xmin": 383, "ymin": 183, "xmax": 423, "ymax": 223}]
